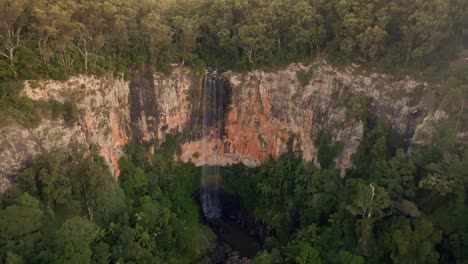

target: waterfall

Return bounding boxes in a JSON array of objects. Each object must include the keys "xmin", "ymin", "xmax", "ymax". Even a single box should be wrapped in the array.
[{"xmin": 200, "ymin": 69, "xmax": 230, "ymax": 220}]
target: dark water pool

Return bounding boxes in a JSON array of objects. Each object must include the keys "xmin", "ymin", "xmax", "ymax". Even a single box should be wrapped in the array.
[
  {"xmin": 194, "ymin": 188, "xmax": 267, "ymax": 262},
  {"xmin": 214, "ymin": 220, "xmax": 261, "ymax": 258}
]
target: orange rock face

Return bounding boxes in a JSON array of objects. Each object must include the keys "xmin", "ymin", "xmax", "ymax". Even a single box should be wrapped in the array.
[
  {"xmin": 1, "ymin": 61, "xmax": 434, "ymax": 192},
  {"xmin": 181, "ymin": 66, "xmax": 316, "ymax": 167},
  {"xmin": 179, "ymin": 62, "xmax": 436, "ymax": 177}
]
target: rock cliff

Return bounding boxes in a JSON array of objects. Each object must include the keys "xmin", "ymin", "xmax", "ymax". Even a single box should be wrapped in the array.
[
  {"xmin": 0, "ymin": 62, "xmax": 450, "ymax": 192},
  {"xmin": 180, "ymin": 63, "xmax": 431, "ymax": 175}
]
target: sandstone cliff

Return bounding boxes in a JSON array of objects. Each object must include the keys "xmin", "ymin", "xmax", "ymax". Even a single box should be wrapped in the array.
[
  {"xmin": 180, "ymin": 63, "xmax": 431, "ymax": 174},
  {"xmin": 0, "ymin": 62, "xmax": 450, "ymax": 192}
]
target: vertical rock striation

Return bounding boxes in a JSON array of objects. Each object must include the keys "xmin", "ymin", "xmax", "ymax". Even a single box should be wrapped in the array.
[
  {"xmin": 180, "ymin": 62, "xmax": 434, "ymax": 176},
  {"xmin": 0, "ymin": 62, "xmax": 459, "ymax": 192}
]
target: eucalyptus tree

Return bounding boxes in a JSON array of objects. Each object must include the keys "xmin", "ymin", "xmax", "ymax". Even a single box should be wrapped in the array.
[
  {"xmin": 0, "ymin": 0, "xmax": 30, "ymax": 76},
  {"xmin": 30, "ymin": 0, "xmax": 77, "ymax": 63}
]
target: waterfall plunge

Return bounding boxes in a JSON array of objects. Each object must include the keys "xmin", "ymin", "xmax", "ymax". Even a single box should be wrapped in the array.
[{"xmin": 200, "ymin": 70, "xmax": 230, "ymax": 220}]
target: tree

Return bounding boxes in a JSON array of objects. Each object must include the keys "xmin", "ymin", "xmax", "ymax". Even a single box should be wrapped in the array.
[
  {"xmin": 358, "ymin": 26, "xmax": 387, "ymax": 62},
  {"xmin": 32, "ymin": 150, "xmax": 72, "ymax": 208},
  {"xmin": 386, "ymin": 217, "xmax": 442, "ymax": 264},
  {"xmin": 172, "ymin": 16, "xmax": 199, "ymax": 64},
  {"xmin": 389, "ymin": 149, "xmax": 417, "ymax": 199},
  {"xmin": 331, "ymin": 250, "xmax": 364, "ymax": 264},
  {"xmin": 0, "ymin": 193, "xmax": 44, "ymax": 240},
  {"xmin": 140, "ymin": 11, "xmax": 173, "ymax": 65},
  {"xmin": 333, "ymin": 0, "xmax": 376, "ymax": 56},
  {"xmin": 98, "ymin": 0, "xmax": 135, "ymax": 56},
  {"xmin": 345, "ymin": 179, "xmax": 390, "ymax": 254},
  {"xmin": 235, "ymin": 25, "xmax": 259, "ymax": 64},
  {"xmin": 0, "ymin": 193, "xmax": 44, "ymax": 259},
  {"xmin": 30, "ymin": 0, "xmax": 77, "ymax": 63},
  {"xmin": 419, "ymin": 151, "xmax": 467, "ymax": 201},
  {"xmin": 71, "ymin": 0, "xmax": 116, "ymax": 73},
  {"xmin": 285, "ymin": 241, "xmax": 323, "ymax": 264},
  {"xmin": 294, "ymin": 224, "xmax": 320, "ymax": 246},
  {"xmin": 315, "ymin": 129, "xmax": 340, "ymax": 168},
  {"xmin": 53, "ymin": 217, "xmax": 99, "ymax": 264},
  {"xmin": 346, "ymin": 180, "xmax": 390, "ymax": 220},
  {"xmin": 288, "ymin": 0, "xmax": 325, "ymax": 57},
  {"xmin": 119, "ymin": 157, "xmax": 149, "ymax": 198},
  {"xmin": 0, "ymin": 0, "xmax": 30, "ymax": 76},
  {"xmin": 69, "ymin": 149, "xmax": 125, "ymax": 223},
  {"xmin": 91, "ymin": 242, "xmax": 110, "ymax": 264},
  {"xmin": 397, "ymin": 0, "xmax": 452, "ymax": 63},
  {"xmin": 252, "ymin": 250, "xmax": 273, "ymax": 264},
  {"xmin": 38, "ymin": 167, "xmax": 72, "ymax": 208},
  {"xmin": 235, "ymin": 20, "xmax": 275, "ymax": 64}
]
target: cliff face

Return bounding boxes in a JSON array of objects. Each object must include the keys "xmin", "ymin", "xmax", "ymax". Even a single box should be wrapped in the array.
[
  {"xmin": 180, "ymin": 63, "xmax": 430, "ymax": 175},
  {"xmin": 0, "ymin": 62, "xmax": 447, "ymax": 192},
  {"xmin": 0, "ymin": 67, "xmax": 195, "ymax": 192}
]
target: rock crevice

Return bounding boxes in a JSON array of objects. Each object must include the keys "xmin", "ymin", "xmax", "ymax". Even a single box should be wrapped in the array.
[{"xmin": 0, "ymin": 62, "xmax": 450, "ymax": 192}]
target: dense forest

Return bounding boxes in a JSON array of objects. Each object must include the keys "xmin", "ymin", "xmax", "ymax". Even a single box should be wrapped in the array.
[
  {"xmin": 0, "ymin": 0, "xmax": 466, "ymax": 76},
  {"xmin": 1, "ymin": 119, "xmax": 467, "ymax": 263},
  {"xmin": 1, "ymin": 0, "xmax": 467, "ymax": 125},
  {"xmin": 0, "ymin": 137, "xmax": 217, "ymax": 263},
  {"xmin": 0, "ymin": 0, "xmax": 467, "ymax": 263},
  {"xmin": 229, "ymin": 120, "xmax": 468, "ymax": 264}
]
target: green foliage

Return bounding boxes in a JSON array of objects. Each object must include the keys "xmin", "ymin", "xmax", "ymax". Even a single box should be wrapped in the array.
[
  {"xmin": 0, "ymin": 81, "xmax": 41, "ymax": 127},
  {"xmin": 330, "ymin": 250, "xmax": 364, "ymax": 264},
  {"xmin": 383, "ymin": 217, "xmax": 442, "ymax": 264},
  {"xmin": 0, "ymin": 193, "xmax": 44, "ymax": 262},
  {"xmin": 252, "ymin": 250, "xmax": 274, "ymax": 264},
  {"xmin": 0, "ymin": 193, "xmax": 44, "ymax": 240},
  {"xmin": 345, "ymin": 95, "xmax": 370, "ymax": 122},
  {"xmin": 0, "ymin": 142, "xmax": 214, "ymax": 263},
  {"xmin": 296, "ymin": 66, "xmax": 315, "ymax": 87},
  {"xmin": 227, "ymin": 115, "xmax": 467, "ymax": 263},
  {"xmin": 0, "ymin": 1, "xmax": 466, "ymax": 258},
  {"xmin": 315, "ymin": 129, "xmax": 341, "ymax": 168},
  {"xmin": 112, "ymin": 142, "xmax": 214, "ymax": 262},
  {"xmin": 1, "ymin": 108, "xmax": 467, "ymax": 263},
  {"xmin": 0, "ymin": 0, "xmax": 465, "ymax": 126},
  {"xmin": 0, "ymin": 0, "xmax": 464, "ymax": 75},
  {"xmin": 285, "ymin": 242, "xmax": 322, "ymax": 264},
  {"xmin": 53, "ymin": 217, "xmax": 99, "ymax": 264}
]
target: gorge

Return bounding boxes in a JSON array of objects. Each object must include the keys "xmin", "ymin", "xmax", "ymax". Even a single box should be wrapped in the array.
[
  {"xmin": 0, "ymin": 0, "xmax": 466, "ymax": 262},
  {"xmin": 0, "ymin": 61, "xmax": 447, "ymax": 193},
  {"xmin": 0, "ymin": 61, "xmax": 466, "ymax": 263}
]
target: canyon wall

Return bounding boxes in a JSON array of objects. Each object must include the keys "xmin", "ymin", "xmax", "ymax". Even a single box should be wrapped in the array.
[
  {"xmin": 0, "ymin": 62, "xmax": 448, "ymax": 192},
  {"xmin": 180, "ymin": 63, "xmax": 431, "ymax": 174}
]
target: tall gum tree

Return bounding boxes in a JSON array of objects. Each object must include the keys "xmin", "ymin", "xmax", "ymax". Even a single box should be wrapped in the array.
[{"xmin": 0, "ymin": 0, "xmax": 30, "ymax": 77}]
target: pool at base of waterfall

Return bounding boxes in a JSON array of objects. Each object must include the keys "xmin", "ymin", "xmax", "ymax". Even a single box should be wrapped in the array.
[
  {"xmin": 208, "ymin": 219, "xmax": 262, "ymax": 262},
  {"xmin": 194, "ymin": 188, "xmax": 269, "ymax": 263}
]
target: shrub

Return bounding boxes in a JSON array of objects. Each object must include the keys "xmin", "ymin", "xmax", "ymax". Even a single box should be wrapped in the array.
[{"xmin": 296, "ymin": 66, "xmax": 315, "ymax": 87}]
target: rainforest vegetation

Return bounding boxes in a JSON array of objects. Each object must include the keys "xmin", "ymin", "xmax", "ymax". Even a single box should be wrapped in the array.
[
  {"xmin": 1, "ymin": 118, "xmax": 467, "ymax": 263},
  {"xmin": 0, "ymin": 0, "xmax": 466, "ymax": 76},
  {"xmin": 0, "ymin": 0, "xmax": 467, "ymax": 263},
  {"xmin": 0, "ymin": 136, "xmax": 217, "ymax": 263},
  {"xmin": 230, "ymin": 120, "xmax": 468, "ymax": 264},
  {"xmin": 0, "ymin": 0, "xmax": 467, "ymax": 125}
]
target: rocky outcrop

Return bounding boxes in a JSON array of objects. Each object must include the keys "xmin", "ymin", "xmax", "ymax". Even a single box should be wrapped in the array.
[
  {"xmin": 1, "ymin": 75, "xmax": 130, "ymax": 192},
  {"xmin": 180, "ymin": 62, "xmax": 433, "ymax": 176},
  {"xmin": 0, "ymin": 61, "xmax": 454, "ymax": 192},
  {"xmin": 128, "ymin": 68, "xmax": 195, "ymax": 143},
  {"xmin": 0, "ymin": 67, "xmax": 196, "ymax": 192}
]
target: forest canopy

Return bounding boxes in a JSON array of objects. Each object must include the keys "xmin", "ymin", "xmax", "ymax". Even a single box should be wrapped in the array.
[
  {"xmin": 1, "ymin": 0, "xmax": 467, "ymax": 126},
  {"xmin": 1, "ymin": 121, "xmax": 467, "ymax": 263},
  {"xmin": 0, "ymin": 0, "xmax": 466, "ymax": 80},
  {"xmin": 0, "ymin": 1, "xmax": 467, "ymax": 263}
]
